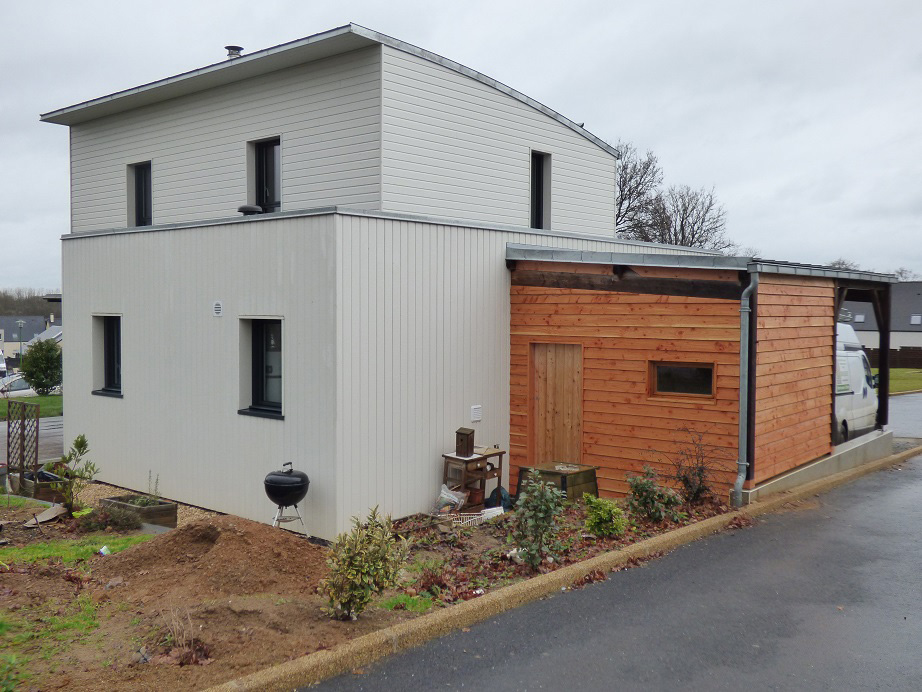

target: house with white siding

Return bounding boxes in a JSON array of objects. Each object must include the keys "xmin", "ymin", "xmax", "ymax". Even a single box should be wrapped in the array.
[{"xmin": 40, "ymin": 24, "xmax": 763, "ymax": 539}]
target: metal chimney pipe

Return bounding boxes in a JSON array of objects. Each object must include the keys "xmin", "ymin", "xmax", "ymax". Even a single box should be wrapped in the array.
[{"xmin": 225, "ymin": 45, "xmax": 243, "ymax": 59}]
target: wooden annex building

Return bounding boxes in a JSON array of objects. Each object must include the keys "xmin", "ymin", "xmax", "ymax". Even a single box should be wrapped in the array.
[{"xmin": 505, "ymin": 245, "xmax": 895, "ymax": 501}]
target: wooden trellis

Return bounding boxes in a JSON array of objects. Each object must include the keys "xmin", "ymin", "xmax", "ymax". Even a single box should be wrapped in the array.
[{"xmin": 6, "ymin": 400, "xmax": 39, "ymax": 495}]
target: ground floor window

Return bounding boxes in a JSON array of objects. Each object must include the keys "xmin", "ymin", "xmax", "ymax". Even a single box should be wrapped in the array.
[
  {"xmin": 650, "ymin": 362, "xmax": 714, "ymax": 397},
  {"xmin": 92, "ymin": 315, "xmax": 122, "ymax": 397},
  {"xmin": 240, "ymin": 318, "xmax": 283, "ymax": 418}
]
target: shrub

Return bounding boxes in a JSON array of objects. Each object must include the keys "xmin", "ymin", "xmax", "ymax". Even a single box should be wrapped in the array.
[
  {"xmin": 19, "ymin": 338, "xmax": 62, "ymax": 395},
  {"xmin": 583, "ymin": 494, "xmax": 627, "ymax": 537},
  {"xmin": 510, "ymin": 469, "xmax": 564, "ymax": 570},
  {"xmin": 321, "ymin": 507, "xmax": 410, "ymax": 620},
  {"xmin": 666, "ymin": 428, "xmax": 733, "ymax": 504},
  {"xmin": 627, "ymin": 466, "xmax": 684, "ymax": 523},
  {"xmin": 71, "ymin": 506, "xmax": 142, "ymax": 533},
  {"xmin": 51, "ymin": 435, "xmax": 99, "ymax": 514}
]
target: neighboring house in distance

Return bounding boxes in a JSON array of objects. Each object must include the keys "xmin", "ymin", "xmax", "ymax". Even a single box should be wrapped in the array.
[
  {"xmin": 0, "ymin": 316, "xmax": 53, "ymax": 361},
  {"xmin": 25, "ymin": 324, "xmax": 64, "ymax": 351},
  {"xmin": 41, "ymin": 24, "xmax": 895, "ymax": 539},
  {"xmin": 843, "ymin": 281, "xmax": 922, "ymax": 349}
]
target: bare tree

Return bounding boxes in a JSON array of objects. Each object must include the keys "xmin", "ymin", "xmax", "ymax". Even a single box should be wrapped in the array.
[
  {"xmin": 621, "ymin": 185, "xmax": 732, "ymax": 253},
  {"xmin": 613, "ymin": 141, "xmax": 662, "ymax": 236},
  {"xmin": 827, "ymin": 258, "xmax": 861, "ymax": 270},
  {"xmin": 893, "ymin": 267, "xmax": 919, "ymax": 281}
]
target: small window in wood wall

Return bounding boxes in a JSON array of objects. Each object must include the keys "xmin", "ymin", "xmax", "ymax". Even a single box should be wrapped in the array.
[{"xmin": 649, "ymin": 362, "xmax": 715, "ymax": 398}]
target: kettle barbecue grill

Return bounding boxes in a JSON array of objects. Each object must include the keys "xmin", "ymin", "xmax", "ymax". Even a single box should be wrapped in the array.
[{"xmin": 264, "ymin": 461, "xmax": 310, "ymax": 527}]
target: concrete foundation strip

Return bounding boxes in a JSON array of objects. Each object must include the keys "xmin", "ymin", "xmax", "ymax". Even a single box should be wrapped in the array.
[{"xmin": 210, "ymin": 445, "xmax": 922, "ymax": 691}]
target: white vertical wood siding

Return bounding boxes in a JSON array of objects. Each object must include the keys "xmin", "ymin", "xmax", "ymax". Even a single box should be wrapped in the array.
[
  {"xmin": 379, "ymin": 47, "xmax": 617, "ymax": 235},
  {"xmin": 333, "ymin": 215, "xmax": 698, "ymax": 532},
  {"xmin": 69, "ymin": 48, "xmax": 382, "ymax": 233},
  {"xmin": 62, "ymin": 215, "xmax": 340, "ymax": 538}
]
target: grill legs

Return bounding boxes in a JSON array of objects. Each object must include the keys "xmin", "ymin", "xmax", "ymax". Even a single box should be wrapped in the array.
[{"xmin": 271, "ymin": 503, "xmax": 304, "ymax": 528}]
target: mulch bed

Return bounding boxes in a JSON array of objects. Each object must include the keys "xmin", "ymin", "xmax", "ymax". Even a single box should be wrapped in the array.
[{"xmin": 1, "ymin": 496, "xmax": 730, "ymax": 690}]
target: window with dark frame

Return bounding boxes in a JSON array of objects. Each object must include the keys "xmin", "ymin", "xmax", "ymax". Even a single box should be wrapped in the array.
[
  {"xmin": 132, "ymin": 162, "xmax": 152, "ymax": 226},
  {"xmin": 103, "ymin": 316, "xmax": 122, "ymax": 393},
  {"xmin": 251, "ymin": 319, "xmax": 282, "ymax": 412},
  {"xmin": 651, "ymin": 362, "xmax": 714, "ymax": 397},
  {"xmin": 530, "ymin": 151, "xmax": 550, "ymax": 229},
  {"xmin": 255, "ymin": 139, "xmax": 281, "ymax": 213}
]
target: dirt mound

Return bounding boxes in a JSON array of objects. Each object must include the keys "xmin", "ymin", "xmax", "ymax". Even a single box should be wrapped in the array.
[{"xmin": 91, "ymin": 516, "xmax": 328, "ymax": 603}]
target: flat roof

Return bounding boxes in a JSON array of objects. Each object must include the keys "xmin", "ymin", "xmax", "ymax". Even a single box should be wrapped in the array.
[
  {"xmin": 505, "ymin": 244, "xmax": 898, "ymax": 284},
  {"xmin": 40, "ymin": 24, "xmax": 617, "ymax": 159}
]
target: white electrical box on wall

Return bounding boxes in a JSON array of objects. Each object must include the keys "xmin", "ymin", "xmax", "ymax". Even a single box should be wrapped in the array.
[{"xmin": 470, "ymin": 405, "xmax": 483, "ymax": 423}]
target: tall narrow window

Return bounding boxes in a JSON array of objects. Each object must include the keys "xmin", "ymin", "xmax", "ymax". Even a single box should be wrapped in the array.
[
  {"xmin": 93, "ymin": 316, "xmax": 122, "ymax": 395},
  {"xmin": 131, "ymin": 162, "xmax": 152, "ymax": 226},
  {"xmin": 530, "ymin": 151, "xmax": 551, "ymax": 229},
  {"xmin": 255, "ymin": 139, "xmax": 281, "ymax": 213},
  {"xmin": 252, "ymin": 319, "xmax": 282, "ymax": 412}
]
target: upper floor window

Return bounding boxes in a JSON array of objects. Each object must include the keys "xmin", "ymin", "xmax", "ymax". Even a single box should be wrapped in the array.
[
  {"xmin": 129, "ymin": 162, "xmax": 152, "ymax": 226},
  {"xmin": 255, "ymin": 139, "xmax": 281, "ymax": 213},
  {"xmin": 911, "ymin": 314, "xmax": 922, "ymax": 326},
  {"xmin": 530, "ymin": 151, "xmax": 551, "ymax": 229}
]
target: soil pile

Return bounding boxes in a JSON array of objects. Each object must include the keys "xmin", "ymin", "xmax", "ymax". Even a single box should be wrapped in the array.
[{"xmin": 92, "ymin": 515, "xmax": 328, "ymax": 602}]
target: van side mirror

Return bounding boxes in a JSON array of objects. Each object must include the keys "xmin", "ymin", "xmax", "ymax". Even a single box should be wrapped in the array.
[{"xmin": 872, "ymin": 374, "xmax": 879, "ymax": 388}]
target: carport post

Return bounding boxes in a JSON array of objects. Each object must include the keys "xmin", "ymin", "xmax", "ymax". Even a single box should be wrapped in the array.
[{"xmin": 873, "ymin": 286, "xmax": 891, "ymax": 427}]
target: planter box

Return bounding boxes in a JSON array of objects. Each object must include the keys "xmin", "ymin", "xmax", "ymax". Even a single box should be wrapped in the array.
[
  {"xmin": 100, "ymin": 495, "xmax": 178, "ymax": 528},
  {"xmin": 9, "ymin": 471, "xmax": 67, "ymax": 504}
]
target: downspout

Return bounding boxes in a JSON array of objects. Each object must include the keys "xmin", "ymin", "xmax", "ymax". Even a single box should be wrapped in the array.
[{"xmin": 732, "ymin": 271, "xmax": 758, "ymax": 507}]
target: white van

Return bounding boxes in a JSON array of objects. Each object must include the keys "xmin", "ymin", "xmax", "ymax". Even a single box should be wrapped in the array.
[{"xmin": 835, "ymin": 323, "xmax": 878, "ymax": 442}]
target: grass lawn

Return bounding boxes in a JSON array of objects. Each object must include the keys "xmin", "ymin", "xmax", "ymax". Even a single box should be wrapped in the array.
[
  {"xmin": 0, "ymin": 534, "xmax": 152, "ymax": 566},
  {"xmin": 0, "ymin": 394, "xmax": 63, "ymax": 421},
  {"xmin": 873, "ymin": 368, "xmax": 922, "ymax": 394}
]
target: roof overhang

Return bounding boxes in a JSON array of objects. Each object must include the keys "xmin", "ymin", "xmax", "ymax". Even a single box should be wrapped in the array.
[
  {"xmin": 39, "ymin": 24, "xmax": 617, "ymax": 158},
  {"xmin": 505, "ymin": 243, "xmax": 898, "ymax": 285}
]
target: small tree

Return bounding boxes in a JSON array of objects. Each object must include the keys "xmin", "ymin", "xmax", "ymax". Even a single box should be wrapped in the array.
[
  {"xmin": 52, "ymin": 435, "xmax": 99, "ymax": 514},
  {"xmin": 510, "ymin": 469, "xmax": 565, "ymax": 570},
  {"xmin": 664, "ymin": 428, "xmax": 733, "ymax": 504},
  {"xmin": 19, "ymin": 339, "xmax": 62, "ymax": 395}
]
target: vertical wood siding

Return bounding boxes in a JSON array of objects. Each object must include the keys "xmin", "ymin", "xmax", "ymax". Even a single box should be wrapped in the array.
[
  {"xmin": 69, "ymin": 47, "xmax": 382, "ymax": 232},
  {"xmin": 62, "ymin": 216, "xmax": 340, "ymax": 538},
  {"xmin": 380, "ymin": 47, "xmax": 617, "ymax": 235},
  {"xmin": 509, "ymin": 284, "xmax": 741, "ymax": 497},
  {"xmin": 752, "ymin": 275, "xmax": 835, "ymax": 484}
]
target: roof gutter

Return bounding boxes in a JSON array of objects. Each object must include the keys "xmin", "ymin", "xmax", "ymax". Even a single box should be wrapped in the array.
[{"xmin": 732, "ymin": 271, "xmax": 758, "ymax": 507}]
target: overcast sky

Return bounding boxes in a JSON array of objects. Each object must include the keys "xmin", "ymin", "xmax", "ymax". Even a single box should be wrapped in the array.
[{"xmin": 1, "ymin": 0, "xmax": 920, "ymax": 289}]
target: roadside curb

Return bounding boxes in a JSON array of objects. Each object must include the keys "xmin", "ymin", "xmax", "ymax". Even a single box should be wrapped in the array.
[
  {"xmin": 890, "ymin": 388, "xmax": 922, "ymax": 396},
  {"xmin": 209, "ymin": 445, "xmax": 922, "ymax": 692}
]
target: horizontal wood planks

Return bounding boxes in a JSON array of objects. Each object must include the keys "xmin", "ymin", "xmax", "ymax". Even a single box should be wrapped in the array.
[
  {"xmin": 510, "ymin": 283, "xmax": 740, "ymax": 498},
  {"xmin": 752, "ymin": 275, "xmax": 835, "ymax": 483}
]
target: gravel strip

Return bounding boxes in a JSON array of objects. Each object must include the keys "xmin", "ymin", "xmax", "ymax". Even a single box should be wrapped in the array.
[{"xmin": 77, "ymin": 480, "xmax": 220, "ymax": 526}]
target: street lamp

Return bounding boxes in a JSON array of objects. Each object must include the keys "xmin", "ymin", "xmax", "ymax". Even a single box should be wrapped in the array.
[{"xmin": 16, "ymin": 319, "xmax": 24, "ymax": 369}]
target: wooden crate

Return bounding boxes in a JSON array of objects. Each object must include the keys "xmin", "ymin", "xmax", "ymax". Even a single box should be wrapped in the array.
[{"xmin": 515, "ymin": 462, "xmax": 599, "ymax": 500}]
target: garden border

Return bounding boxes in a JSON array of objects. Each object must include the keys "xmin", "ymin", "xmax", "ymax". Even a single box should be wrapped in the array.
[{"xmin": 209, "ymin": 444, "xmax": 922, "ymax": 692}]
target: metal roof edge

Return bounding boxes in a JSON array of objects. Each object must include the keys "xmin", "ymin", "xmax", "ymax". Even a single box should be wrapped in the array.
[
  {"xmin": 747, "ymin": 260, "xmax": 897, "ymax": 284},
  {"xmin": 40, "ymin": 23, "xmax": 618, "ymax": 159},
  {"xmin": 505, "ymin": 244, "xmax": 747, "ymax": 269},
  {"xmin": 61, "ymin": 206, "xmax": 706, "ymax": 252}
]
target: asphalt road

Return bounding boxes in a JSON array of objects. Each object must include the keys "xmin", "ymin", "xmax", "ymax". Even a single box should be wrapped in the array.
[
  {"xmin": 888, "ymin": 392, "xmax": 922, "ymax": 438},
  {"xmin": 316, "ymin": 454, "xmax": 922, "ymax": 691},
  {"xmin": 0, "ymin": 415, "xmax": 64, "ymax": 465}
]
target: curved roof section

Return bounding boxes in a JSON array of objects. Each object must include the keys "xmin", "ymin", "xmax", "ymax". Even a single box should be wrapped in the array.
[{"xmin": 40, "ymin": 24, "xmax": 618, "ymax": 159}]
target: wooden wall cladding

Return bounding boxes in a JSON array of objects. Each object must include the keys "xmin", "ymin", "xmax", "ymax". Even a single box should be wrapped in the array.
[
  {"xmin": 510, "ymin": 284, "xmax": 741, "ymax": 497},
  {"xmin": 752, "ymin": 275, "xmax": 835, "ymax": 484}
]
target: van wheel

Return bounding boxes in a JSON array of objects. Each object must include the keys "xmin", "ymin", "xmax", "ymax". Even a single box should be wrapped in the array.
[{"xmin": 841, "ymin": 422, "xmax": 849, "ymax": 442}]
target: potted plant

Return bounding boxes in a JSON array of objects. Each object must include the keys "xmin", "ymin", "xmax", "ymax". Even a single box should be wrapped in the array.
[{"xmin": 100, "ymin": 472, "xmax": 178, "ymax": 528}]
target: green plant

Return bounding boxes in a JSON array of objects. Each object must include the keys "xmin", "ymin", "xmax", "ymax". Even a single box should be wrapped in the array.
[
  {"xmin": 583, "ymin": 494, "xmax": 627, "ymax": 537},
  {"xmin": 0, "ymin": 535, "xmax": 152, "ymax": 565},
  {"xmin": 321, "ymin": 507, "xmax": 410, "ymax": 620},
  {"xmin": 509, "ymin": 469, "xmax": 565, "ymax": 570},
  {"xmin": 0, "ymin": 654, "xmax": 26, "ymax": 692},
  {"xmin": 665, "ymin": 428, "xmax": 732, "ymax": 504},
  {"xmin": 627, "ymin": 466, "xmax": 684, "ymax": 523},
  {"xmin": 127, "ymin": 472, "xmax": 161, "ymax": 507},
  {"xmin": 51, "ymin": 435, "xmax": 99, "ymax": 514},
  {"xmin": 378, "ymin": 593, "xmax": 434, "ymax": 613},
  {"xmin": 71, "ymin": 506, "xmax": 142, "ymax": 533},
  {"xmin": 18, "ymin": 338, "xmax": 62, "ymax": 395}
]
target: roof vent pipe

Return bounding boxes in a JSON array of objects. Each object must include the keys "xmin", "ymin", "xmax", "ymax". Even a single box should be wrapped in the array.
[{"xmin": 225, "ymin": 45, "xmax": 243, "ymax": 59}]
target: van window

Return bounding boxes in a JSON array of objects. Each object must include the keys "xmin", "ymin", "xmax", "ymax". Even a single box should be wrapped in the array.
[{"xmin": 860, "ymin": 354, "xmax": 874, "ymax": 387}]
